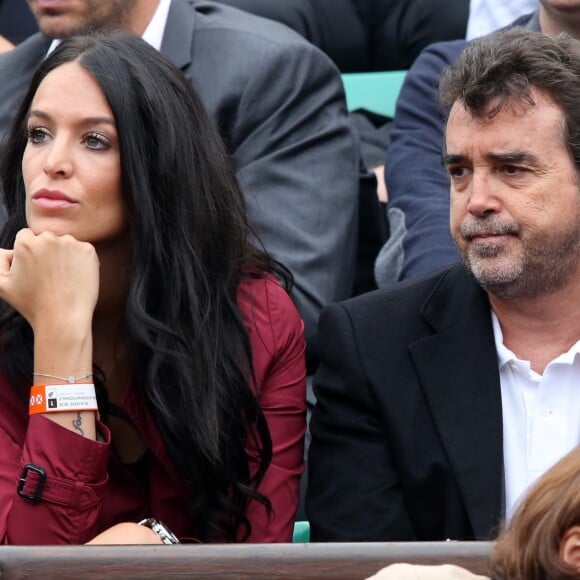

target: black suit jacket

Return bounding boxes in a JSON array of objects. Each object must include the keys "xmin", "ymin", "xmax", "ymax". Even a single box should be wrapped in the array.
[
  {"xmin": 0, "ymin": 0, "xmax": 359, "ymax": 345},
  {"xmin": 307, "ymin": 264, "xmax": 504, "ymax": 541}
]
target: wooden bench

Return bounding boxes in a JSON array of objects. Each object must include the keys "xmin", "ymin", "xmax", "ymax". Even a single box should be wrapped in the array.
[{"xmin": 0, "ymin": 541, "xmax": 492, "ymax": 579}]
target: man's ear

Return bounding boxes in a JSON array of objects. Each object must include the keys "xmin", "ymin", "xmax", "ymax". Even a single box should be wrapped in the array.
[{"xmin": 560, "ymin": 525, "xmax": 580, "ymax": 570}]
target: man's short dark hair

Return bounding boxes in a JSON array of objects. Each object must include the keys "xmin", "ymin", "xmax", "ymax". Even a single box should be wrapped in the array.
[{"xmin": 439, "ymin": 28, "xmax": 580, "ymax": 168}]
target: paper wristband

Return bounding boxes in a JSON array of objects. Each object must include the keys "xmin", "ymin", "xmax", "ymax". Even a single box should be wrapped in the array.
[{"xmin": 29, "ymin": 383, "xmax": 98, "ymax": 415}]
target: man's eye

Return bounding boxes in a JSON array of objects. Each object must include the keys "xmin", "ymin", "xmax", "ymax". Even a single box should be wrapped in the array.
[
  {"xmin": 448, "ymin": 166, "xmax": 469, "ymax": 178},
  {"xmin": 503, "ymin": 165, "xmax": 523, "ymax": 175}
]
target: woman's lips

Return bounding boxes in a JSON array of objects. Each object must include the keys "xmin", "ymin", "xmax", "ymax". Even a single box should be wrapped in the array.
[{"xmin": 32, "ymin": 189, "xmax": 78, "ymax": 209}]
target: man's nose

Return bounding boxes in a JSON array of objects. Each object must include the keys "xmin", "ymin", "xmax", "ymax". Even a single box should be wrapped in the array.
[{"xmin": 466, "ymin": 170, "xmax": 501, "ymax": 217}]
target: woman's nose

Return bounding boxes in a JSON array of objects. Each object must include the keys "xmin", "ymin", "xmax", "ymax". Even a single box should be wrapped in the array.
[{"xmin": 43, "ymin": 139, "xmax": 74, "ymax": 178}]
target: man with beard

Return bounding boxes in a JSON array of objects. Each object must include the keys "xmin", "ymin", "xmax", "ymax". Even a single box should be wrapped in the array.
[
  {"xmin": 376, "ymin": 0, "xmax": 580, "ymax": 285},
  {"xmin": 307, "ymin": 28, "xmax": 580, "ymax": 542},
  {"xmin": 0, "ymin": 0, "xmax": 359, "ymax": 351}
]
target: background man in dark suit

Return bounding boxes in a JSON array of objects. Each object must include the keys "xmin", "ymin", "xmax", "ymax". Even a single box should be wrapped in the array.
[
  {"xmin": 0, "ymin": 0, "xmax": 359, "ymax": 350},
  {"xmin": 376, "ymin": 0, "xmax": 580, "ymax": 285},
  {"xmin": 307, "ymin": 28, "xmax": 580, "ymax": 541},
  {"xmin": 214, "ymin": 0, "xmax": 470, "ymax": 73}
]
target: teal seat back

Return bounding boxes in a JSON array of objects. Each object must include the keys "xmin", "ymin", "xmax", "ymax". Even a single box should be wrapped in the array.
[
  {"xmin": 292, "ymin": 520, "xmax": 310, "ymax": 543},
  {"xmin": 341, "ymin": 70, "xmax": 407, "ymax": 118}
]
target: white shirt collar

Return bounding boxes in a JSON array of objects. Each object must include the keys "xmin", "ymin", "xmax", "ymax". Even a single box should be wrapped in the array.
[
  {"xmin": 492, "ymin": 310, "xmax": 580, "ymax": 372},
  {"xmin": 141, "ymin": 0, "xmax": 172, "ymax": 51},
  {"xmin": 47, "ymin": 0, "xmax": 172, "ymax": 56},
  {"xmin": 491, "ymin": 310, "xmax": 514, "ymax": 370}
]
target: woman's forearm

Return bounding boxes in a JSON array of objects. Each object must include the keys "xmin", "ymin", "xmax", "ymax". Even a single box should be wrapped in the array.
[{"xmin": 33, "ymin": 324, "xmax": 96, "ymax": 439}]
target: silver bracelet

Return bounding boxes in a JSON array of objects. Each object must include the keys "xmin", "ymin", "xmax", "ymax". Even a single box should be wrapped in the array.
[{"xmin": 33, "ymin": 372, "xmax": 93, "ymax": 384}]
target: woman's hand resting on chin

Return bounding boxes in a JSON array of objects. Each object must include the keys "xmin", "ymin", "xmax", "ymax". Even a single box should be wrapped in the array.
[{"xmin": 0, "ymin": 228, "xmax": 100, "ymax": 334}]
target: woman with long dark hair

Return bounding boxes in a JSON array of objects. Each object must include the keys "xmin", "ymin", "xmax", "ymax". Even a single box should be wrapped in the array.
[{"xmin": 0, "ymin": 32, "xmax": 306, "ymax": 544}]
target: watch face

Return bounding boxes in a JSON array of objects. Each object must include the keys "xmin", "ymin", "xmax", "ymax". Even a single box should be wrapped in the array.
[{"xmin": 138, "ymin": 518, "xmax": 180, "ymax": 544}]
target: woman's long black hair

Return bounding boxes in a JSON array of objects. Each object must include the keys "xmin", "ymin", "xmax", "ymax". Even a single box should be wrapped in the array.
[{"xmin": 0, "ymin": 32, "xmax": 291, "ymax": 541}]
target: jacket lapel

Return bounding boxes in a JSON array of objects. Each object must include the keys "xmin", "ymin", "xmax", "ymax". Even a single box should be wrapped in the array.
[
  {"xmin": 409, "ymin": 266, "xmax": 504, "ymax": 538},
  {"xmin": 160, "ymin": 0, "xmax": 195, "ymax": 70}
]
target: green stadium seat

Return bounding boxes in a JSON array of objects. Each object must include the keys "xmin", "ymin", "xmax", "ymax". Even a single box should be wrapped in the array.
[
  {"xmin": 292, "ymin": 520, "xmax": 311, "ymax": 543},
  {"xmin": 341, "ymin": 70, "xmax": 407, "ymax": 118}
]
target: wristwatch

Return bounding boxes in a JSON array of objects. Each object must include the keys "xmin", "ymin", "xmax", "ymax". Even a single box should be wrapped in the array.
[{"xmin": 138, "ymin": 518, "xmax": 180, "ymax": 544}]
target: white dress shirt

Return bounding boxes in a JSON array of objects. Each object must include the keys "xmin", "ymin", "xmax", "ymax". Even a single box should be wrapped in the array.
[
  {"xmin": 492, "ymin": 311, "xmax": 580, "ymax": 520},
  {"xmin": 466, "ymin": 0, "xmax": 538, "ymax": 39}
]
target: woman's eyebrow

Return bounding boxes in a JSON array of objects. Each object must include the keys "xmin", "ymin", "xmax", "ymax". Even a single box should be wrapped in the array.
[{"xmin": 27, "ymin": 109, "xmax": 115, "ymax": 127}]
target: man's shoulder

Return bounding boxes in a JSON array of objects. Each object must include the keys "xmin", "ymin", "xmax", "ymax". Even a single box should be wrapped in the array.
[
  {"xmin": 411, "ymin": 38, "xmax": 469, "ymax": 75},
  {"xmin": 0, "ymin": 32, "xmax": 49, "ymax": 72},
  {"xmin": 336, "ymin": 264, "xmax": 472, "ymax": 323},
  {"xmin": 411, "ymin": 9, "xmax": 537, "ymax": 76},
  {"xmin": 0, "ymin": 33, "xmax": 49, "ymax": 139},
  {"xmin": 165, "ymin": 0, "xmax": 338, "ymax": 94},
  {"xmin": 321, "ymin": 265, "xmax": 490, "ymax": 360},
  {"xmin": 177, "ymin": 0, "xmax": 320, "ymax": 54},
  {"xmin": 166, "ymin": 0, "xmax": 345, "ymax": 130}
]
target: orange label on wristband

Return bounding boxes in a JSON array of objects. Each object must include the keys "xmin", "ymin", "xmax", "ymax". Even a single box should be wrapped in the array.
[{"xmin": 29, "ymin": 384, "xmax": 98, "ymax": 415}]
